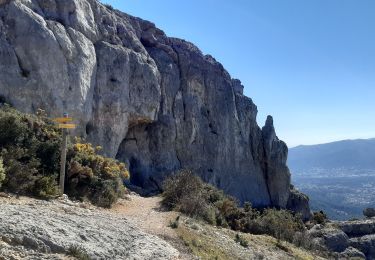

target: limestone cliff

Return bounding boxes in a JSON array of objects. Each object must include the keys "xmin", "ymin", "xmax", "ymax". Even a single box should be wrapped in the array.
[{"xmin": 0, "ymin": 0, "xmax": 310, "ymax": 218}]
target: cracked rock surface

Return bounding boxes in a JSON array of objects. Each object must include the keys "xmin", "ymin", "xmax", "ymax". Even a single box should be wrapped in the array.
[{"xmin": 0, "ymin": 195, "xmax": 179, "ymax": 260}]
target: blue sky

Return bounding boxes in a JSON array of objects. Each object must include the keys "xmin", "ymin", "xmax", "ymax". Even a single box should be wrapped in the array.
[{"xmin": 102, "ymin": 0, "xmax": 375, "ymax": 147}]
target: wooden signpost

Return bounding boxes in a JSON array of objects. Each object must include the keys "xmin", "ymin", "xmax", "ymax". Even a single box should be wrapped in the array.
[{"xmin": 53, "ymin": 113, "xmax": 76, "ymax": 194}]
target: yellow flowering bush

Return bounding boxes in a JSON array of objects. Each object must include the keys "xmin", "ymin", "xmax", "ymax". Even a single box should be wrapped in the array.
[
  {"xmin": 73, "ymin": 142, "xmax": 95, "ymax": 155},
  {"xmin": 71, "ymin": 140, "xmax": 129, "ymax": 180},
  {"xmin": 67, "ymin": 139, "xmax": 130, "ymax": 207}
]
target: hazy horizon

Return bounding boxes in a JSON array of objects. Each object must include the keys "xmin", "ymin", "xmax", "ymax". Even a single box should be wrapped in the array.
[
  {"xmin": 103, "ymin": 0, "xmax": 375, "ymax": 147},
  {"xmin": 289, "ymin": 137, "xmax": 375, "ymax": 149}
]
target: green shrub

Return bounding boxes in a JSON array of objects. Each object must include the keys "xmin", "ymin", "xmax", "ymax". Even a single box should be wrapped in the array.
[
  {"xmin": 90, "ymin": 179, "xmax": 124, "ymax": 208},
  {"xmin": 68, "ymin": 245, "xmax": 90, "ymax": 260},
  {"xmin": 36, "ymin": 141, "xmax": 60, "ymax": 173},
  {"xmin": 251, "ymin": 209, "xmax": 304, "ymax": 242},
  {"xmin": 0, "ymin": 108, "xmax": 30, "ymax": 146},
  {"xmin": 2, "ymin": 158, "xmax": 39, "ymax": 194},
  {"xmin": 234, "ymin": 233, "xmax": 249, "ymax": 248},
  {"xmin": 0, "ymin": 105, "xmax": 129, "ymax": 207},
  {"xmin": 244, "ymin": 202, "xmax": 252, "ymax": 212},
  {"xmin": 169, "ymin": 216, "xmax": 180, "ymax": 229},
  {"xmin": 162, "ymin": 170, "xmax": 212, "ymax": 219},
  {"xmin": 33, "ymin": 176, "xmax": 59, "ymax": 199},
  {"xmin": 292, "ymin": 231, "xmax": 313, "ymax": 249},
  {"xmin": 162, "ymin": 169, "xmax": 204, "ymax": 210},
  {"xmin": 162, "ymin": 170, "xmax": 305, "ymax": 243},
  {"xmin": 312, "ymin": 210, "xmax": 327, "ymax": 225},
  {"xmin": 0, "ymin": 105, "xmax": 61, "ymax": 197}
]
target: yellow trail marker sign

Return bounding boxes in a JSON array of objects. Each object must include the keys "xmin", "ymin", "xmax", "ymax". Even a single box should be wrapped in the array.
[
  {"xmin": 58, "ymin": 123, "xmax": 76, "ymax": 129},
  {"xmin": 54, "ymin": 117, "xmax": 73, "ymax": 123},
  {"xmin": 54, "ymin": 113, "xmax": 76, "ymax": 194}
]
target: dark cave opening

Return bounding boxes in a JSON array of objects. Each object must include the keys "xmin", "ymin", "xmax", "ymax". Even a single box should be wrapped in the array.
[
  {"xmin": 85, "ymin": 122, "xmax": 94, "ymax": 135},
  {"xmin": 127, "ymin": 156, "xmax": 143, "ymax": 187}
]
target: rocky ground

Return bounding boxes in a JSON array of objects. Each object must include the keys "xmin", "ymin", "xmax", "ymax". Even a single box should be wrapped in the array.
[
  {"xmin": 0, "ymin": 193, "xmax": 179, "ymax": 260},
  {"xmin": 308, "ymin": 218, "xmax": 375, "ymax": 259},
  {"xmin": 0, "ymin": 193, "xmax": 324, "ymax": 260},
  {"xmin": 2, "ymin": 191, "xmax": 373, "ymax": 259}
]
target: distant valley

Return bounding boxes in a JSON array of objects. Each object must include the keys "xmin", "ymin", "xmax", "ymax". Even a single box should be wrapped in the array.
[{"xmin": 288, "ymin": 138, "xmax": 375, "ymax": 220}]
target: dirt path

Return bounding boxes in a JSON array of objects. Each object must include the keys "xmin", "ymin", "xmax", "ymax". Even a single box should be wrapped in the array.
[
  {"xmin": 109, "ymin": 194, "xmax": 326, "ymax": 260},
  {"xmin": 111, "ymin": 194, "xmax": 195, "ymax": 259},
  {"xmin": 111, "ymin": 195, "xmax": 176, "ymax": 238}
]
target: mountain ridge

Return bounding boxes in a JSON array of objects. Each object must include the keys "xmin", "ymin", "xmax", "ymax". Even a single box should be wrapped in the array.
[
  {"xmin": 291, "ymin": 137, "xmax": 375, "ymax": 149},
  {"xmin": 289, "ymin": 138, "xmax": 375, "ymax": 172}
]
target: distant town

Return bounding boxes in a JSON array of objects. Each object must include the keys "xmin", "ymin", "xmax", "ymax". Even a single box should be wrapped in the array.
[{"xmin": 293, "ymin": 167, "xmax": 375, "ymax": 220}]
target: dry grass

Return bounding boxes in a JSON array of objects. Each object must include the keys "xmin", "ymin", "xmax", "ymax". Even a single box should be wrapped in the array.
[
  {"xmin": 176, "ymin": 225, "xmax": 238, "ymax": 260},
  {"xmin": 112, "ymin": 194, "xmax": 327, "ymax": 260},
  {"xmin": 176, "ymin": 217, "xmax": 326, "ymax": 260}
]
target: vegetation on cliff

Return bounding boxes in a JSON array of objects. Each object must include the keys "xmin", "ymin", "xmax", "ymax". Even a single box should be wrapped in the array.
[
  {"xmin": 162, "ymin": 170, "xmax": 305, "ymax": 243},
  {"xmin": 0, "ymin": 104, "xmax": 129, "ymax": 207}
]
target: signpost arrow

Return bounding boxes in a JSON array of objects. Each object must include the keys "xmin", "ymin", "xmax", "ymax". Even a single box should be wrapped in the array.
[
  {"xmin": 54, "ymin": 117, "xmax": 73, "ymax": 123},
  {"xmin": 58, "ymin": 124, "xmax": 76, "ymax": 129}
]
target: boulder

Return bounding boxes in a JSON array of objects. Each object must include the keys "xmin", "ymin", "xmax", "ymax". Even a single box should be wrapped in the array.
[
  {"xmin": 338, "ymin": 218, "xmax": 375, "ymax": 237},
  {"xmin": 308, "ymin": 225, "xmax": 349, "ymax": 253},
  {"xmin": 364, "ymin": 208, "xmax": 375, "ymax": 218},
  {"xmin": 339, "ymin": 246, "xmax": 366, "ymax": 259},
  {"xmin": 350, "ymin": 234, "xmax": 375, "ymax": 259},
  {"xmin": 286, "ymin": 187, "xmax": 311, "ymax": 221}
]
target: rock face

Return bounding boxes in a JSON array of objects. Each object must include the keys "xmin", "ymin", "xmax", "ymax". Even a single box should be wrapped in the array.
[
  {"xmin": 0, "ymin": 196, "xmax": 179, "ymax": 259},
  {"xmin": 309, "ymin": 219, "xmax": 375, "ymax": 259},
  {"xmin": 364, "ymin": 208, "xmax": 375, "ymax": 218},
  {"xmin": 340, "ymin": 246, "xmax": 366, "ymax": 259},
  {"xmin": 350, "ymin": 235, "xmax": 375, "ymax": 259},
  {"xmin": 0, "ymin": 0, "xmax": 309, "ymax": 213},
  {"xmin": 287, "ymin": 186, "xmax": 311, "ymax": 221},
  {"xmin": 308, "ymin": 225, "xmax": 349, "ymax": 253},
  {"xmin": 337, "ymin": 218, "xmax": 375, "ymax": 259},
  {"xmin": 338, "ymin": 218, "xmax": 375, "ymax": 237}
]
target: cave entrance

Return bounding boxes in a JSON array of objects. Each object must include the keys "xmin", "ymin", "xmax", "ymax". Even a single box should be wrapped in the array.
[{"xmin": 115, "ymin": 123, "xmax": 152, "ymax": 189}]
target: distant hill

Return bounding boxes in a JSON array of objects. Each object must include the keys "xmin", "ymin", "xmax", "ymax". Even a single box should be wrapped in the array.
[
  {"xmin": 288, "ymin": 138, "xmax": 375, "ymax": 172},
  {"xmin": 288, "ymin": 138, "xmax": 375, "ymax": 220}
]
